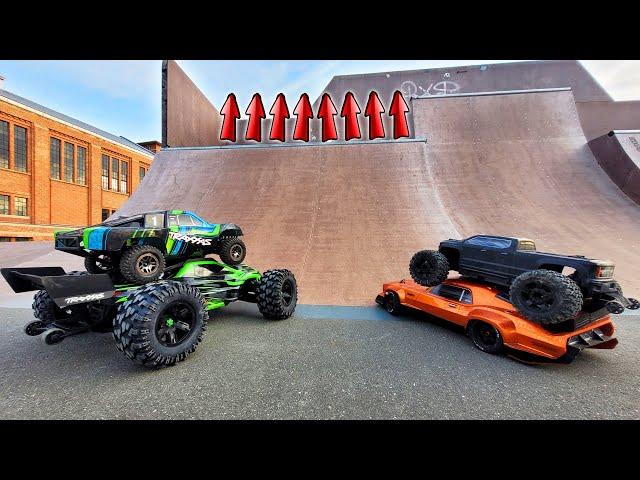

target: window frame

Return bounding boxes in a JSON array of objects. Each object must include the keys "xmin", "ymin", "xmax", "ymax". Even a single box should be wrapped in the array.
[
  {"xmin": 0, "ymin": 194, "xmax": 9, "ymax": 215},
  {"xmin": 430, "ymin": 284, "xmax": 473, "ymax": 304},
  {"xmin": 13, "ymin": 125, "xmax": 27, "ymax": 173},
  {"xmin": 120, "ymin": 160, "xmax": 128, "ymax": 193},
  {"xmin": 14, "ymin": 196, "xmax": 28, "ymax": 217},
  {"xmin": 50, "ymin": 137, "xmax": 62, "ymax": 180},
  {"xmin": 63, "ymin": 141, "xmax": 75, "ymax": 183},
  {"xmin": 0, "ymin": 120, "xmax": 9, "ymax": 170},
  {"xmin": 76, "ymin": 146, "xmax": 87, "ymax": 185}
]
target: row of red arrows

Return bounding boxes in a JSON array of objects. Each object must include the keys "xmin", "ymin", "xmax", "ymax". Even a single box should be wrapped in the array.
[{"xmin": 220, "ymin": 90, "xmax": 410, "ymax": 143}]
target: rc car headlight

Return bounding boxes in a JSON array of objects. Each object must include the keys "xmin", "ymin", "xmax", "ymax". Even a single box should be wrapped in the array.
[{"xmin": 596, "ymin": 265, "xmax": 615, "ymax": 278}]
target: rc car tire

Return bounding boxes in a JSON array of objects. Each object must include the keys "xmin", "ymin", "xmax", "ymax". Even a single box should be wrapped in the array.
[
  {"xmin": 219, "ymin": 237, "xmax": 246, "ymax": 266},
  {"xmin": 113, "ymin": 281, "xmax": 207, "ymax": 368},
  {"xmin": 32, "ymin": 290, "xmax": 56, "ymax": 324},
  {"xmin": 24, "ymin": 320, "xmax": 47, "ymax": 336},
  {"xmin": 42, "ymin": 328, "xmax": 65, "ymax": 345},
  {"xmin": 469, "ymin": 321, "xmax": 504, "ymax": 354},
  {"xmin": 119, "ymin": 245, "xmax": 165, "ymax": 284},
  {"xmin": 510, "ymin": 270, "xmax": 583, "ymax": 324},
  {"xmin": 409, "ymin": 250, "xmax": 450, "ymax": 287},
  {"xmin": 257, "ymin": 269, "xmax": 297, "ymax": 320},
  {"xmin": 84, "ymin": 255, "xmax": 115, "ymax": 274},
  {"xmin": 384, "ymin": 291, "xmax": 402, "ymax": 316}
]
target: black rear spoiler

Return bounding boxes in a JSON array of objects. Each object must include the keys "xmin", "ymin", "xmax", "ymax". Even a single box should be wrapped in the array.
[{"xmin": 1, "ymin": 267, "xmax": 115, "ymax": 308}]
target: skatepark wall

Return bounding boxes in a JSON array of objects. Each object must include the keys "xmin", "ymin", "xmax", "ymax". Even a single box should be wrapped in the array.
[{"xmin": 162, "ymin": 60, "xmax": 223, "ymax": 148}]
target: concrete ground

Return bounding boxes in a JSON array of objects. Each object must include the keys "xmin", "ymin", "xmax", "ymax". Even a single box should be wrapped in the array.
[{"xmin": 1, "ymin": 302, "xmax": 638, "ymax": 420}]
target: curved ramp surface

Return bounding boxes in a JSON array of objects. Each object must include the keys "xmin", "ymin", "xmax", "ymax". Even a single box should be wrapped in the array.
[
  {"xmin": 117, "ymin": 140, "xmax": 459, "ymax": 305},
  {"xmin": 589, "ymin": 130, "xmax": 640, "ymax": 204},
  {"xmin": 119, "ymin": 89, "xmax": 640, "ymax": 304},
  {"xmin": 412, "ymin": 89, "xmax": 640, "ymax": 293}
]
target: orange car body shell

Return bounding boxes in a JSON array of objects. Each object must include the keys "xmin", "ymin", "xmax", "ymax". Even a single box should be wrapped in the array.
[{"xmin": 379, "ymin": 278, "xmax": 617, "ymax": 360}]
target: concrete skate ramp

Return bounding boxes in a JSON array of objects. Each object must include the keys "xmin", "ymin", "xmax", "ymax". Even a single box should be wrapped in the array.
[
  {"xmin": 589, "ymin": 130, "xmax": 640, "ymax": 204},
  {"xmin": 117, "ymin": 140, "xmax": 460, "ymax": 305},
  {"xmin": 411, "ymin": 89, "xmax": 640, "ymax": 293}
]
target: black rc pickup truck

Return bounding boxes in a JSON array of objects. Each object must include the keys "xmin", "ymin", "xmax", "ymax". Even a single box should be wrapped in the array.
[{"xmin": 409, "ymin": 235, "xmax": 638, "ymax": 324}]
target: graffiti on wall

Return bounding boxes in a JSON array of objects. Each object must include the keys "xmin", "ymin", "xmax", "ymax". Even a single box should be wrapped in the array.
[{"xmin": 400, "ymin": 80, "xmax": 461, "ymax": 97}]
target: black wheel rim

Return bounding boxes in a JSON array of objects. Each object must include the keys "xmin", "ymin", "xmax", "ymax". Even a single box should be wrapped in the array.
[
  {"xmin": 230, "ymin": 244, "xmax": 244, "ymax": 262},
  {"xmin": 96, "ymin": 255, "xmax": 112, "ymax": 271},
  {"xmin": 155, "ymin": 301, "xmax": 196, "ymax": 347},
  {"xmin": 475, "ymin": 324, "xmax": 498, "ymax": 348},
  {"xmin": 281, "ymin": 279, "xmax": 294, "ymax": 306},
  {"xmin": 137, "ymin": 253, "xmax": 159, "ymax": 276},
  {"xmin": 519, "ymin": 280, "xmax": 555, "ymax": 312}
]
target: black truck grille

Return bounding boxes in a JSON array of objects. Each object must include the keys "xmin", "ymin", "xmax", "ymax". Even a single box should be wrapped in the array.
[{"xmin": 56, "ymin": 237, "xmax": 80, "ymax": 248}]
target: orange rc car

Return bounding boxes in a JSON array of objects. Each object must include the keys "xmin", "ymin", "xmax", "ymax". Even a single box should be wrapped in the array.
[{"xmin": 376, "ymin": 278, "xmax": 619, "ymax": 363}]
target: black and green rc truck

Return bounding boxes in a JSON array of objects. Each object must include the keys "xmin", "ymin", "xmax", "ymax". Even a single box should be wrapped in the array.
[
  {"xmin": 409, "ymin": 235, "xmax": 638, "ymax": 323},
  {"xmin": 55, "ymin": 209, "xmax": 246, "ymax": 285},
  {"xmin": 1, "ymin": 259, "xmax": 297, "ymax": 368}
]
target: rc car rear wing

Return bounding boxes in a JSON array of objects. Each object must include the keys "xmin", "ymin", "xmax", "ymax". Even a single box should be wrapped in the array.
[{"xmin": 1, "ymin": 268, "xmax": 115, "ymax": 308}]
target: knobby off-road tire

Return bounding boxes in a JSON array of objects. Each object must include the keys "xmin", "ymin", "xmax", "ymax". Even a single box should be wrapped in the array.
[
  {"xmin": 257, "ymin": 269, "xmax": 297, "ymax": 320},
  {"xmin": 510, "ymin": 270, "xmax": 583, "ymax": 324},
  {"xmin": 409, "ymin": 250, "xmax": 450, "ymax": 287},
  {"xmin": 119, "ymin": 245, "xmax": 165, "ymax": 284},
  {"xmin": 219, "ymin": 237, "xmax": 246, "ymax": 266},
  {"xmin": 32, "ymin": 290, "xmax": 56, "ymax": 324},
  {"xmin": 113, "ymin": 281, "xmax": 207, "ymax": 368}
]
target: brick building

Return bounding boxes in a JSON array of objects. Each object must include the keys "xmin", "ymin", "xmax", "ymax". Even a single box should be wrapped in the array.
[{"xmin": 0, "ymin": 83, "xmax": 156, "ymax": 242}]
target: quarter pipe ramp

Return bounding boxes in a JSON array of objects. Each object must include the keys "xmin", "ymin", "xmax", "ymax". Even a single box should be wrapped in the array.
[{"xmin": 118, "ymin": 89, "xmax": 640, "ymax": 305}]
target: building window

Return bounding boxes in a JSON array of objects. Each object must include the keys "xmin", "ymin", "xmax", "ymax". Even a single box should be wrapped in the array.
[
  {"xmin": 0, "ymin": 121, "xmax": 8, "ymax": 169},
  {"xmin": 101, "ymin": 155, "xmax": 109, "ymax": 189},
  {"xmin": 111, "ymin": 158, "xmax": 119, "ymax": 192},
  {"xmin": 0, "ymin": 237, "xmax": 11, "ymax": 242},
  {"xmin": 102, "ymin": 208, "xmax": 110, "ymax": 221},
  {"xmin": 120, "ymin": 160, "xmax": 128, "ymax": 193},
  {"xmin": 77, "ymin": 146, "xmax": 87, "ymax": 185},
  {"xmin": 14, "ymin": 197, "xmax": 27, "ymax": 216},
  {"xmin": 139, "ymin": 165, "xmax": 146, "ymax": 181},
  {"xmin": 0, "ymin": 194, "xmax": 8, "ymax": 215},
  {"xmin": 64, "ymin": 142, "xmax": 74, "ymax": 182},
  {"xmin": 50, "ymin": 138, "xmax": 61, "ymax": 179},
  {"xmin": 13, "ymin": 126, "xmax": 27, "ymax": 172},
  {"xmin": 15, "ymin": 237, "xmax": 31, "ymax": 241}
]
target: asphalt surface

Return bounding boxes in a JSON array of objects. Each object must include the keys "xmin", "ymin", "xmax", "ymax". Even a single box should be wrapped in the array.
[{"xmin": 1, "ymin": 303, "xmax": 639, "ymax": 420}]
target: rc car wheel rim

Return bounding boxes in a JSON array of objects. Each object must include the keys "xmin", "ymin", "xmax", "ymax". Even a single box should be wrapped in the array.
[
  {"xmin": 96, "ymin": 255, "xmax": 112, "ymax": 271},
  {"xmin": 136, "ymin": 253, "xmax": 159, "ymax": 276},
  {"xmin": 520, "ymin": 281, "xmax": 555, "ymax": 312},
  {"xmin": 155, "ymin": 301, "xmax": 196, "ymax": 347},
  {"xmin": 476, "ymin": 324, "xmax": 498, "ymax": 347},
  {"xmin": 281, "ymin": 279, "xmax": 293, "ymax": 306},
  {"xmin": 230, "ymin": 244, "xmax": 244, "ymax": 261}
]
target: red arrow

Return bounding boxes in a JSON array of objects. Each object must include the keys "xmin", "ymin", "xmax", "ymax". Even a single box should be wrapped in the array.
[
  {"xmin": 269, "ymin": 93, "xmax": 290, "ymax": 142},
  {"xmin": 245, "ymin": 93, "xmax": 266, "ymax": 142},
  {"xmin": 293, "ymin": 93, "xmax": 313, "ymax": 142},
  {"xmin": 340, "ymin": 92, "xmax": 361, "ymax": 141},
  {"xmin": 389, "ymin": 90, "xmax": 410, "ymax": 139},
  {"xmin": 317, "ymin": 93, "xmax": 338, "ymax": 142},
  {"xmin": 364, "ymin": 91, "xmax": 385, "ymax": 140},
  {"xmin": 220, "ymin": 93, "xmax": 240, "ymax": 142}
]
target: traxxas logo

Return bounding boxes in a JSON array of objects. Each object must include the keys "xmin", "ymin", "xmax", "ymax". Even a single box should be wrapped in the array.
[
  {"xmin": 169, "ymin": 231, "xmax": 212, "ymax": 246},
  {"xmin": 65, "ymin": 293, "xmax": 105, "ymax": 304}
]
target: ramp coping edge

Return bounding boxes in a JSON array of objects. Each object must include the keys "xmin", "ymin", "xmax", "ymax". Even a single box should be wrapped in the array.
[{"xmin": 162, "ymin": 137, "xmax": 428, "ymax": 151}]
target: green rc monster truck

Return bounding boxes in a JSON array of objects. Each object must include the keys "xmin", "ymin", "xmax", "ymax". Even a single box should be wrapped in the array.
[
  {"xmin": 1, "ymin": 260, "xmax": 297, "ymax": 368},
  {"xmin": 54, "ymin": 210, "xmax": 247, "ymax": 285}
]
